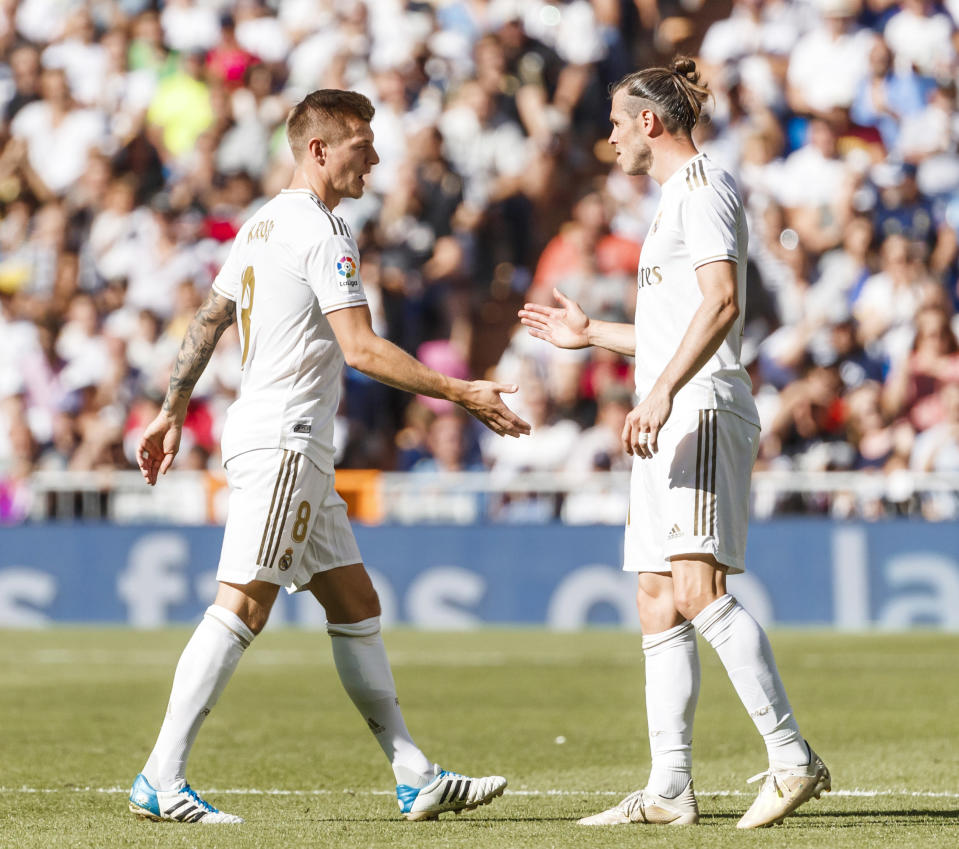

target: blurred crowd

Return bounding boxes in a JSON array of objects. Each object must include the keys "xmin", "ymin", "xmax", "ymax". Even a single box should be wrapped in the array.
[{"xmin": 2, "ymin": 0, "xmax": 959, "ymax": 523}]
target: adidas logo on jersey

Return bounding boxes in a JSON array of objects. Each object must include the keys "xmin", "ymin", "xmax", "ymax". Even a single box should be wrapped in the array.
[
  {"xmin": 292, "ymin": 422, "xmax": 311, "ymax": 434},
  {"xmin": 668, "ymin": 524, "xmax": 683, "ymax": 539}
]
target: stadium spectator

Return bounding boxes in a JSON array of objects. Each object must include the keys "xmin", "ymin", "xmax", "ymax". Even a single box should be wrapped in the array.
[
  {"xmin": 776, "ymin": 116, "xmax": 854, "ymax": 255},
  {"xmin": 413, "ymin": 408, "xmax": 484, "ymax": 473},
  {"xmin": 565, "ymin": 383, "xmax": 632, "ymax": 474},
  {"xmin": 482, "ymin": 377, "xmax": 579, "ymax": 474},
  {"xmin": 853, "ymin": 233, "xmax": 935, "ymax": 362},
  {"xmin": 4, "ymin": 66, "xmax": 106, "ymax": 198},
  {"xmin": 883, "ymin": 303, "xmax": 959, "ymax": 431},
  {"xmin": 883, "ymin": 0, "xmax": 956, "ymax": 79},
  {"xmin": 146, "ymin": 50, "xmax": 214, "ymax": 163},
  {"xmin": 528, "ymin": 188, "xmax": 640, "ymax": 314},
  {"xmin": 911, "ymin": 382, "xmax": 959, "ymax": 518},
  {"xmin": 785, "ymin": 0, "xmax": 873, "ymax": 118},
  {"xmin": 2, "ymin": 42, "xmax": 41, "ymax": 123},
  {"xmin": 850, "ymin": 36, "xmax": 935, "ymax": 154}
]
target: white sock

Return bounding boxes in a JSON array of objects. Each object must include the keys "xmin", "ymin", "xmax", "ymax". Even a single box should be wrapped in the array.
[
  {"xmin": 692, "ymin": 594, "xmax": 807, "ymax": 769},
  {"xmin": 143, "ymin": 605, "xmax": 254, "ymax": 790},
  {"xmin": 643, "ymin": 620, "xmax": 700, "ymax": 798},
  {"xmin": 328, "ymin": 617, "xmax": 435, "ymax": 788}
]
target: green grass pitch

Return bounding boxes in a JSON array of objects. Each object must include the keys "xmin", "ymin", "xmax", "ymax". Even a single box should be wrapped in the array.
[{"xmin": 1, "ymin": 628, "xmax": 957, "ymax": 848}]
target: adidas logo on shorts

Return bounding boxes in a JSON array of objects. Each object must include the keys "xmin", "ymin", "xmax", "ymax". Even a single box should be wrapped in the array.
[{"xmin": 668, "ymin": 524, "xmax": 683, "ymax": 539}]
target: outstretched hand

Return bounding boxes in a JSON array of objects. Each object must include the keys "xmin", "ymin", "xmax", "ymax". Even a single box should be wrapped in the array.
[
  {"xmin": 136, "ymin": 411, "xmax": 182, "ymax": 486},
  {"xmin": 518, "ymin": 288, "xmax": 590, "ymax": 349},
  {"xmin": 459, "ymin": 381, "xmax": 532, "ymax": 438}
]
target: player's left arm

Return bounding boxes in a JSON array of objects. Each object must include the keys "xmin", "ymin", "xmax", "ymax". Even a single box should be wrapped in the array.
[{"xmin": 623, "ymin": 259, "xmax": 739, "ymax": 458}]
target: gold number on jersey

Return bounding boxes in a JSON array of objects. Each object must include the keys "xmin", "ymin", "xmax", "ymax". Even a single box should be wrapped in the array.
[
  {"xmin": 292, "ymin": 500, "xmax": 311, "ymax": 543},
  {"xmin": 240, "ymin": 265, "xmax": 255, "ymax": 368}
]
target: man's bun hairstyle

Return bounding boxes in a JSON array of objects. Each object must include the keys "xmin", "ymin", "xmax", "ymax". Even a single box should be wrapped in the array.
[{"xmin": 611, "ymin": 56, "xmax": 711, "ymax": 135}]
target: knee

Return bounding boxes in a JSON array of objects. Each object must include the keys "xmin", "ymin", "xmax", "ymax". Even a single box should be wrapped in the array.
[
  {"xmin": 637, "ymin": 584, "xmax": 684, "ymax": 633},
  {"xmin": 672, "ymin": 585, "xmax": 717, "ymax": 623},
  {"xmin": 331, "ymin": 585, "xmax": 381, "ymax": 625},
  {"xmin": 348, "ymin": 577, "xmax": 381, "ymax": 620},
  {"xmin": 240, "ymin": 601, "xmax": 272, "ymax": 635}
]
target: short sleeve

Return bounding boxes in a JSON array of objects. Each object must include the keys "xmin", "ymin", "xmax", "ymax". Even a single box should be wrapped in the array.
[
  {"xmin": 212, "ymin": 235, "xmax": 242, "ymax": 301},
  {"xmin": 681, "ymin": 182, "xmax": 741, "ymax": 269},
  {"xmin": 304, "ymin": 234, "xmax": 368, "ymax": 313}
]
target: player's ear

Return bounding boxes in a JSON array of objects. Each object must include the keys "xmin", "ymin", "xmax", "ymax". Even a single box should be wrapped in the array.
[
  {"xmin": 308, "ymin": 136, "xmax": 327, "ymax": 165},
  {"xmin": 642, "ymin": 108, "xmax": 662, "ymax": 138}
]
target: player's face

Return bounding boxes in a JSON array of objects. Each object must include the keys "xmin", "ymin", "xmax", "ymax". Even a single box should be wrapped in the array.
[
  {"xmin": 608, "ymin": 90, "xmax": 652, "ymax": 176},
  {"xmin": 327, "ymin": 120, "xmax": 380, "ymax": 199}
]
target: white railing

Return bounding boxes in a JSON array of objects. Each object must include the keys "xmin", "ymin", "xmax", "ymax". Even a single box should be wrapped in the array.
[{"xmin": 17, "ymin": 468, "xmax": 959, "ymax": 523}]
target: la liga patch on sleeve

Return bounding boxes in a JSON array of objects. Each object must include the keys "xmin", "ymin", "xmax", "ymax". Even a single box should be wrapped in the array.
[{"xmin": 336, "ymin": 255, "xmax": 358, "ymax": 288}]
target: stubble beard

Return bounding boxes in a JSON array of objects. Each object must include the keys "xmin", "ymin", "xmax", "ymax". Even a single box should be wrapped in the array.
[{"xmin": 622, "ymin": 143, "xmax": 653, "ymax": 177}]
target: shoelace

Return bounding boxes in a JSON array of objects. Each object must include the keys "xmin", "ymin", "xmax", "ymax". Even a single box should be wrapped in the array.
[
  {"xmin": 618, "ymin": 789, "xmax": 651, "ymax": 818},
  {"xmin": 181, "ymin": 785, "xmax": 218, "ymax": 813},
  {"xmin": 746, "ymin": 770, "xmax": 785, "ymax": 798}
]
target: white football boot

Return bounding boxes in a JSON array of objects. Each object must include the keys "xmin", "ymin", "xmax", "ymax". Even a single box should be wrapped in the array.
[
  {"xmin": 129, "ymin": 774, "xmax": 243, "ymax": 823},
  {"xmin": 737, "ymin": 744, "xmax": 831, "ymax": 829},
  {"xmin": 396, "ymin": 767, "xmax": 507, "ymax": 821},
  {"xmin": 577, "ymin": 779, "xmax": 699, "ymax": 825}
]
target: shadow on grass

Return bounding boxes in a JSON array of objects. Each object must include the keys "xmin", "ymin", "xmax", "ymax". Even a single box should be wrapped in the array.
[
  {"xmin": 804, "ymin": 809, "xmax": 959, "ymax": 824},
  {"xmin": 303, "ymin": 809, "xmax": 959, "ymax": 827}
]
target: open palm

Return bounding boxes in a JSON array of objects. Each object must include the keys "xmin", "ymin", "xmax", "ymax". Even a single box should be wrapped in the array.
[{"xmin": 518, "ymin": 289, "xmax": 590, "ymax": 349}]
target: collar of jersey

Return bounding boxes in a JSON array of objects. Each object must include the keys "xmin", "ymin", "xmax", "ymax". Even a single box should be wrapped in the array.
[{"xmin": 280, "ymin": 188, "xmax": 330, "ymax": 210}]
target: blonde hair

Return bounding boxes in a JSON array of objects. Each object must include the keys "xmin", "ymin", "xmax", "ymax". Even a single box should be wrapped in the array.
[
  {"xmin": 286, "ymin": 89, "xmax": 375, "ymax": 158},
  {"xmin": 611, "ymin": 57, "xmax": 711, "ymax": 135}
]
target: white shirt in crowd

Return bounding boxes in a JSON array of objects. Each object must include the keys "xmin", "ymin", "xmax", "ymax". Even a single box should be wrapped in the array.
[
  {"xmin": 10, "ymin": 102, "xmax": 105, "ymax": 194},
  {"xmin": 786, "ymin": 23, "xmax": 873, "ymax": 112}
]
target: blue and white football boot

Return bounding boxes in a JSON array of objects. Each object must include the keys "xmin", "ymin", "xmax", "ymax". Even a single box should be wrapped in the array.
[
  {"xmin": 396, "ymin": 766, "xmax": 507, "ymax": 821},
  {"xmin": 128, "ymin": 773, "xmax": 243, "ymax": 823}
]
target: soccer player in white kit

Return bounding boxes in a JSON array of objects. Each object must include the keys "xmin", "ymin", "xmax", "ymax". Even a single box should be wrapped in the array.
[
  {"xmin": 128, "ymin": 90, "xmax": 529, "ymax": 824},
  {"xmin": 519, "ymin": 58, "xmax": 830, "ymax": 829}
]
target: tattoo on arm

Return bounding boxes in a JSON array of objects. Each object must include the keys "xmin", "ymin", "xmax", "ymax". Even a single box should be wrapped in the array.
[{"xmin": 162, "ymin": 292, "xmax": 236, "ymax": 415}]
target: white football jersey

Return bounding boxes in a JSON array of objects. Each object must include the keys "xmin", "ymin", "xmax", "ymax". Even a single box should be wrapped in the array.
[
  {"xmin": 212, "ymin": 188, "xmax": 368, "ymax": 473},
  {"xmin": 634, "ymin": 153, "xmax": 759, "ymax": 427}
]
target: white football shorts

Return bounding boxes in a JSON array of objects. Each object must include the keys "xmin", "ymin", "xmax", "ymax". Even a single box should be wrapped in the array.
[
  {"xmin": 217, "ymin": 448, "xmax": 362, "ymax": 592},
  {"xmin": 623, "ymin": 408, "xmax": 759, "ymax": 574}
]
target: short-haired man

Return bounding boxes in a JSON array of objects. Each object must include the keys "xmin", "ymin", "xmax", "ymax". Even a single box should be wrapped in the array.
[{"xmin": 129, "ymin": 89, "xmax": 528, "ymax": 824}]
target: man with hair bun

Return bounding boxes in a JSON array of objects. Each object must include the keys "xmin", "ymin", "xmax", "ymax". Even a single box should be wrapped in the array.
[
  {"xmin": 520, "ymin": 58, "xmax": 830, "ymax": 829},
  {"xmin": 129, "ymin": 89, "xmax": 527, "ymax": 825}
]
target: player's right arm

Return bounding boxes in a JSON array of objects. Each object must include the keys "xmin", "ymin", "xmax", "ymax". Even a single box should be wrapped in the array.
[
  {"xmin": 519, "ymin": 288, "xmax": 635, "ymax": 355},
  {"xmin": 137, "ymin": 290, "xmax": 236, "ymax": 485},
  {"xmin": 326, "ymin": 304, "xmax": 530, "ymax": 438}
]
